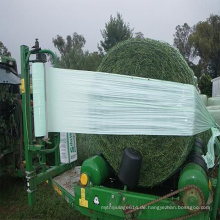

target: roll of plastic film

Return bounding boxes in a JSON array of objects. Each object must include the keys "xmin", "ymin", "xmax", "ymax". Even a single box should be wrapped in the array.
[
  {"xmin": 45, "ymin": 67, "xmax": 215, "ymax": 136},
  {"xmin": 32, "ymin": 62, "xmax": 46, "ymax": 137}
]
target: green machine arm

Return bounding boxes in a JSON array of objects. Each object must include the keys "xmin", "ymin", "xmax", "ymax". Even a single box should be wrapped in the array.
[{"xmin": 20, "ymin": 43, "xmax": 74, "ymax": 206}]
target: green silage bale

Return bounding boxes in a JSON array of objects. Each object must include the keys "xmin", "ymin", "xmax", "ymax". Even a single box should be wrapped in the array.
[
  {"xmin": 77, "ymin": 38, "xmax": 210, "ymax": 187},
  {"xmin": 207, "ymin": 96, "xmax": 220, "ymax": 106},
  {"xmin": 207, "ymin": 105, "xmax": 220, "ymax": 126},
  {"xmin": 200, "ymin": 94, "xmax": 208, "ymax": 106}
]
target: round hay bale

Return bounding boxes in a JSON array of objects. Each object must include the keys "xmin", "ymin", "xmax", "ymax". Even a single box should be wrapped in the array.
[
  {"xmin": 77, "ymin": 38, "xmax": 204, "ymax": 187},
  {"xmin": 207, "ymin": 105, "xmax": 220, "ymax": 125},
  {"xmin": 207, "ymin": 96, "xmax": 220, "ymax": 106},
  {"xmin": 200, "ymin": 94, "xmax": 208, "ymax": 106}
]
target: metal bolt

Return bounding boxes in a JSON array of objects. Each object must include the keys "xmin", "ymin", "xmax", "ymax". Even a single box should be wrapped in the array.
[
  {"xmin": 123, "ymin": 197, "xmax": 126, "ymax": 202},
  {"xmin": 112, "ymin": 194, "xmax": 115, "ymax": 199}
]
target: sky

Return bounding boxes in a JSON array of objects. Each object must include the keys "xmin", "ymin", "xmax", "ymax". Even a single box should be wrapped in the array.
[{"xmin": 0, "ymin": 0, "xmax": 219, "ymax": 72}]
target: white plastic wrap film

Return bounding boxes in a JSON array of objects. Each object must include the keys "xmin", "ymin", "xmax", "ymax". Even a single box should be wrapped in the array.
[
  {"xmin": 45, "ymin": 67, "xmax": 216, "ymax": 136},
  {"xmin": 32, "ymin": 63, "xmax": 46, "ymax": 137}
]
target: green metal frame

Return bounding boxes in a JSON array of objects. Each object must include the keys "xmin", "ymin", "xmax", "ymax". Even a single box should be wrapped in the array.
[
  {"xmin": 51, "ymin": 179, "xmax": 212, "ymax": 220},
  {"xmin": 50, "ymin": 134, "xmax": 220, "ymax": 220},
  {"xmin": 73, "ymin": 185, "xmax": 210, "ymax": 220},
  {"xmin": 20, "ymin": 45, "xmax": 75, "ymax": 206}
]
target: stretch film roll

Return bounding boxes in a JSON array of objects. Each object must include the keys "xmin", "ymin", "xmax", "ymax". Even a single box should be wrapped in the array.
[
  {"xmin": 45, "ymin": 67, "xmax": 216, "ymax": 136},
  {"xmin": 31, "ymin": 65, "xmax": 219, "ymax": 169},
  {"xmin": 32, "ymin": 63, "xmax": 46, "ymax": 137}
]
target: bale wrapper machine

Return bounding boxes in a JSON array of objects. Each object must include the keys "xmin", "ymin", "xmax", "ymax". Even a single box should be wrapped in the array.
[{"xmin": 20, "ymin": 42, "xmax": 220, "ymax": 220}]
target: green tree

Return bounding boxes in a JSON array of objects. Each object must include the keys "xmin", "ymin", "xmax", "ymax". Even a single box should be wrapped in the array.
[
  {"xmin": 173, "ymin": 23, "xmax": 193, "ymax": 62},
  {"xmin": 53, "ymin": 32, "xmax": 86, "ymax": 69},
  {"xmin": 189, "ymin": 61, "xmax": 202, "ymax": 78},
  {"xmin": 100, "ymin": 13, "xmax": 133, "ymax": 52},
  {"xmin": 0, "ymin": 41, "xmax": 11, "ymax": 56},
  {"xmin": 198, "ymin": 74, "xmax": 212, "ymax": 97},
  {"xmin": 190, "ymin": 15, "xmax": 220, "ymax": 78},
  {"xmin": 83, "ymin": 51, "xmax": 103, "ymax": 71},
  {"xmin": 174, "ymin": 15, "xmax": 220, "ymax": 79},
  {"xmin": 53, "ymin": 33, "xmax": 102, "ymax": 70},
  {"xmin": 135, "ymin": 32, "xmax": 144, "ymax": 39}
]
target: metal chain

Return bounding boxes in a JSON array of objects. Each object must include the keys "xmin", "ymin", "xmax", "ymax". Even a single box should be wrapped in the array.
[{"xmin": 124, "ymin": 185, "xmax": 207, "ymax": 220}]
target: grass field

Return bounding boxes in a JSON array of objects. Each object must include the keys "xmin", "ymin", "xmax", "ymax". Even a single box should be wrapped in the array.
[{"xmin": 0, "ymin": 175, "xmax": 88, "ymax": 220}]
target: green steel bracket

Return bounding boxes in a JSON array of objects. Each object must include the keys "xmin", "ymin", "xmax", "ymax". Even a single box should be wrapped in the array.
[
  {"xmin": 21, "ymin": 45, "xmax": 35, "ymax": 205},
  {"xmin": 26, "ymin": 49, "xmax": 57, "ymax": 67},
  {"xmin": 26, "ymin": 170, "xmax": 36, "ymax": 181},
  {"xmin": 28, "ymin": 145, "xmax": 44, "ymax": 151},
  {"xmin": 36, "ymin": 163, "xmax": 74, "ymax": 185},
  {"xmin": 28, "ymin": 142, "xmax": 59, "ymax": 153},
  {"xmin": 26, "ymin": 170, "xmax": 37, "ymax": 195},
  {"xmin": 39, "ymin": 133, "xmax": 60, "ymax": 154}
]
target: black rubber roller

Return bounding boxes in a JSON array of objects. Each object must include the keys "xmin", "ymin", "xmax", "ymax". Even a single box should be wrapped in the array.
[
  {"xmin": 189, "ymin": 152, "xmax": 208, "ymax": 173},
  {"xmin": 118, "ymin": 148, "xmax": 142, "ymax": 188}
]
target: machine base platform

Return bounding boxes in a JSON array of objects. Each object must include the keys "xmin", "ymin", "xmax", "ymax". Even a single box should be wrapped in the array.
[{"xmin": 53, "ymin": 166, "xmax": 81, "ymax": 197}]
